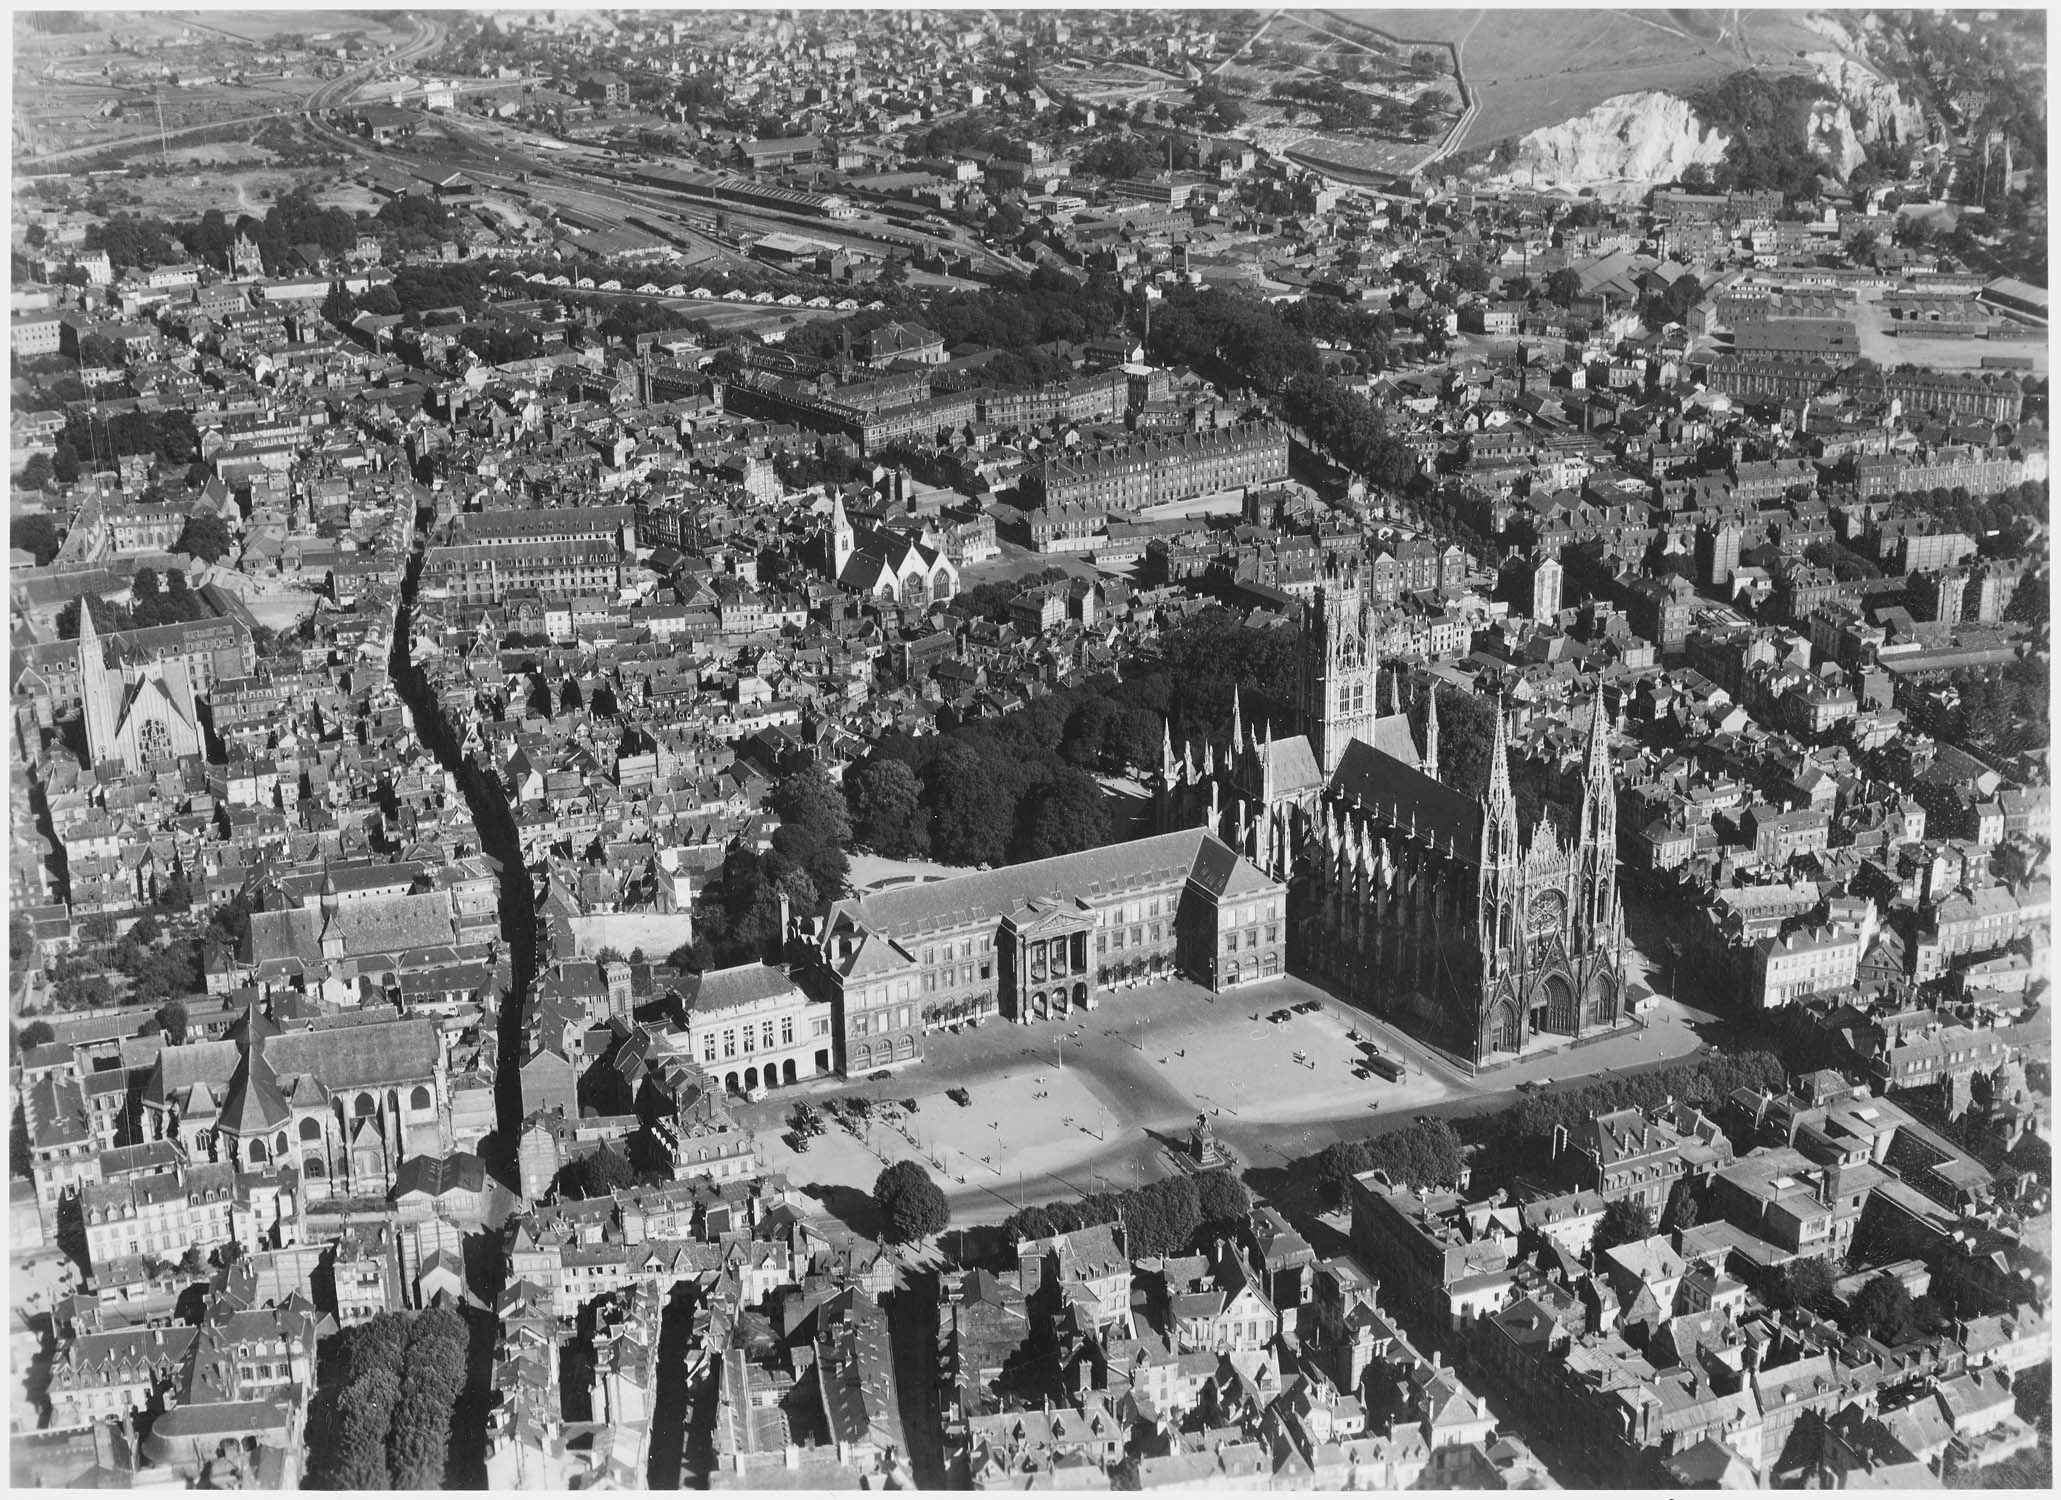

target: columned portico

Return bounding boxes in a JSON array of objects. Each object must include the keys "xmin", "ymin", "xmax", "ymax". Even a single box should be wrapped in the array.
[{"xmin": 1000, "ymin": 901, "xmax": 1098, "ymax": 1023}]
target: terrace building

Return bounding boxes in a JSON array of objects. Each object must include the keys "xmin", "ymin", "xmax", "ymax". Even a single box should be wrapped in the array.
[{"xmin": 1033, "ymin": 423, "xmax": 1289, "ymax": 515}]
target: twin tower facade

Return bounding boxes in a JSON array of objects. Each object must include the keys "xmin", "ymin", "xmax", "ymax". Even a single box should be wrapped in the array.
[{"xmin": 1154, "ymin": 555, "xmax": 1625, "ymax": 1065}]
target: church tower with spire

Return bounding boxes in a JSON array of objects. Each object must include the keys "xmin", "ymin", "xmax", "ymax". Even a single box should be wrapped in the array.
[
  {"xmin": 1422, "ymin": 680, "xmax": 1441, "ymax": 784},
  {"xmin": 829, "ymin": 492, "xmax": 855, "ymax": 582},
  {"xmin": 76, "ymin": 596, "xmax": 117, "ymax": 767},
  {"xmin": 1575, "ymin": 689, "xmax": 1619, "ymax": 945},
  {"xmin": 1298, "ymin": 554, "xmax": 1379, "ymax": 777},
  {"xmin": 1475, "ymin": 698, "xmax": 1520, "ymax": 983}
]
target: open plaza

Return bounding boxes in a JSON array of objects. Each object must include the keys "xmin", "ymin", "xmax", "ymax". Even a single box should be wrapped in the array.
[{"xmin": 741, "ymin": 968, "xmax": 1720, "ymax": 1229}]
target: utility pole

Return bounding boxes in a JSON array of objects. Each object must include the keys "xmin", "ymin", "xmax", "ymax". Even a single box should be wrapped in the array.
[{"xmin": 155, "ymin": 92, "xmax": 168, "ymax": 167}]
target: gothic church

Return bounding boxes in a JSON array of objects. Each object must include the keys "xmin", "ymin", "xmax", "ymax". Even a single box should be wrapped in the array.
[
  {"xmin": 75, "ymin": 598, "xmax": 206, "ymax": 772},
  {"xmin": 1155, "ymin": 556, "xmax": 1625, "ymax": 1065}
]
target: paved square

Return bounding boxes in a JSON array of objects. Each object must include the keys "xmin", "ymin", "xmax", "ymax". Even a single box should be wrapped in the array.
[{"xmin": 744, "ymin": 975, "xmax": 1462, "ymax": 1227}]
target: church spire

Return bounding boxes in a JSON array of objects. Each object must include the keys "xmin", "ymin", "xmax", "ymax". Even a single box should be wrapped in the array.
[
  {"xmin": 1578, "ymin": 685, "xmax": 1618, "ymax": 858},
  {"xmin": 75, "ymin": 594, "xmax": 113, "ymax": 769},
  {"xmin": 1230, "ymin": 683, "xmax": 1244, "ymax": 750},
  {"xmin": 1423, "ymin": 680, "xmax": 1441, "ymax": 784},
  {"xmin": 1583, "ymin": 684, "xmax": 1611, "ymax": 784},
  {"xmin": 1485, "ymin": 694, "xmax": 1513, "ymax": 814}
]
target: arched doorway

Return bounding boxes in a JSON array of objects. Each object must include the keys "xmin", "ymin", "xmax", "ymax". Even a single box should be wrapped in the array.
[
  {"xmin": 1488, "ymin": 998, "xmax": 1520, "ymax": 1055},
  {"xmin": 1584, "ymin": 975, "xmax": 1615, "ymax": 1029},
  {"xmin": 1073, "ymin": 982, "xmax": 1088, "ymax": 1007},
  {"xmin": 744, "ymin": 1066, "xmax": 759, "ymax": 1091},
  {"xmin": 1539, "ymin": 974, "xmax": 1577, "ymax": 1035},
  {"xmin": 783, "ymin": 1059, "xmax": 797, "ymax": 1085},
  {"xmin": 1032, "ymin": 990, "xmax": 1046, "ymax": 1019},
  {"xmin": 725, "ymin": 1071, "xmax": 740, "ymax": 1093}
]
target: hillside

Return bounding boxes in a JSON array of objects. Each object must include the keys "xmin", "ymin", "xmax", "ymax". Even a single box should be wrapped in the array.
[{"xmin": 1320, "ymin": 7, "xmax": 1839, "ymax": 154}]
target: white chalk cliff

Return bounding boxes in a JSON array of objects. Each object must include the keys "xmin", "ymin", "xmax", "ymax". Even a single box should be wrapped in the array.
[
  {"xmin": 1506, "ymin": 92, "xmax": 1730, "ymax": 192},
  {"xmin": 1807, "ymin": 52, "xmax": 1928, "ymax": 149}
]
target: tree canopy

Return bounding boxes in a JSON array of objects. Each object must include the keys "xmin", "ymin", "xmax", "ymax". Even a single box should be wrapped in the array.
[
  {"xmin": 175, "ymin": 511, "xmax": 233, "ymax": 564},
  {"xmin": 1594, "ymin": 1196, "xmax": 1657, "ymax": 1252},
  {"xmin": 1314, "ymin": 1116, "xmax": 1466, "ymax": 1203},
  {"xmin": 873, "ymin": 1159, "xmax": 949, "ymax": 1244}
]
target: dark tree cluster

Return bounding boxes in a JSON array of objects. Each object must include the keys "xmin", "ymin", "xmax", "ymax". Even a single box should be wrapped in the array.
[
  {"xmin": 999, "ymin": 1167, "xmax": 1247, "ymax": 1258},
  {"xmin": 686, "ymin": 767, "xmax": 850, "ymax": 970},
  {"xmin": 905, "ymin": 114, "xmax": 1023, "ymax": 161},
  {"xmin": 1839, "ymin": 1271, "xmax": 1948, "ymax": 1347},
  {"xmin": 390, "ymin": 263, "xmax": 495, "ymax": 318},
  {"xmin": 560, "ymin": 1141, "xmax": 636, "ymax": 1200},
  {"xmin": 1934, "ymin": 657, "xmax": 2049, "ymax": 761},
  {"xmin": 61, "ymin": 406, "xmax": 200, "ymax": 468},
  {"xmin": 1312, "ymin": 1116, "xmax": 1466, "ymax": 1203},
  {"xmin": 12, "ymin": 511, "xmax": 63, "ymax": 563},
  {"xmin": 1077, "ymin": 134, "xmax": 1167, "ymax": 182},
  {"xmin": 1894, "ymin": 480, "xmax": 2047, "ymax": 544},
  {"xmin": 1146, "ymin": 287, "xmax": 1323, "ymax": 393},
  {"xmin": 1280, "ymin": 373, "xmax": 1416, "ymax": 491},
  {"xmin": 1593, "ymin": 1195, "xmax": 1658, "ymax": 1252},
  {"xmin": 112, "ymin": 917, "xmax": 203, "ymax": 1003},
  {"xmin": 841, "ymin": 610, "xmax": 1294, "ymax": 870},
  {"xmin": 308, "ymin": 1308, "xmax": 471, "ymax": 1490},
  {"xmin": 55, "ymin": 577, "xmax": 200, "ymax": 639},
  {"xmin": 596, "ymin": 298, "xmax": 715, "ymax": 347},
  {"xmin": 1496, "ymin": 1050, "xmax": 1787, "ymax": 1151},
  {"xmin": 1691, "ymin": 73, "xmax": 1841, "ymax": 198}
]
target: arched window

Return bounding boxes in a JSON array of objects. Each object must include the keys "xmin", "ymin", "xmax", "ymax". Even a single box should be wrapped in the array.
[
  {"xmin": 355, "ymin": 1092, "xmax": 376, "ymax": 1117},
  {"xmin": 299, "ymin": 1118, "xmax": 322, "ymax": 1142},
  {"xmin": 247, "ymin": 1139, "xmax": 268, "ymax": 1163},
  {"xmin": 897, "ymin": 1035, "xmax": 916, "ymax": 1060},
  {"xmin": 409, "ymin": 1085, "xmax": 432, "ymax": 1112}
]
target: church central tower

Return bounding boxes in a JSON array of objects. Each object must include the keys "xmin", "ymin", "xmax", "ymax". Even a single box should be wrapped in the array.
[{"xmin": 1298, "ymin": 555, "xmax": 1378, "ymax": 777}]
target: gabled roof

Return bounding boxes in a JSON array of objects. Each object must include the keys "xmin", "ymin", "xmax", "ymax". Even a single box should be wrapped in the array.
[{"xmin": 216, "ymin": 1023, "xmax": 290, "ymax": 1138}]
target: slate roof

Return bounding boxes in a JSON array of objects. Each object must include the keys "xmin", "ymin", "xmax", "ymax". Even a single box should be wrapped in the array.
[
  {"xmin": 1330, "ymin": 736, "xmax": 1483, "ymax": 854},
  {"xmin": 217, "ymin": 1029, "xmax": 291, "ymax": 1136},
  {"xmin": 688, "ymin": 961, "xmax": 804, "ymax": 1016},
  {"xmin": 828, "ymin": 828, "xmax": 1276, "ymax": 953}
]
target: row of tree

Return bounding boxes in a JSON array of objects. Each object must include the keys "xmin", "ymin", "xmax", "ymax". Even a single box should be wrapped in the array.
[
  {"xmin": 998, "ymin": 1167, "xmax": 1250, "ymax": 1259},
  {"xmin": 1311, "ymin": 1116, "xmax": 1466, "ymax": 1203},
  {"xmin": 1491, "ymin": 1049, "xmax": 1788, "ymax": 1153},
  {"xmin": 1296, "ymin": 1047, "xmax": 1788, "ymax": 1207}
]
